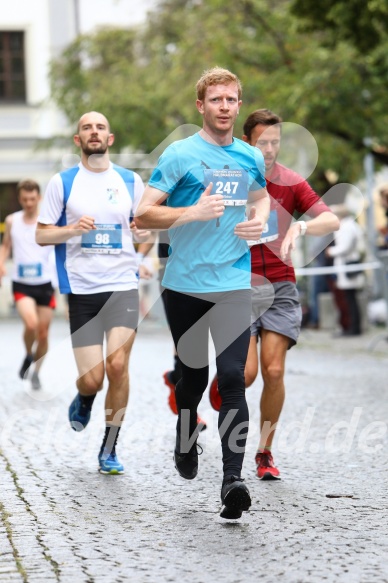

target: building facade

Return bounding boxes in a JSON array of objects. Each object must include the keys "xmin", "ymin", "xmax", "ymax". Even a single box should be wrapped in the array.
[
  {"xmin": 0, "ymin": 0, "xmax": 153, "ymax": 220},
  {"xmin": 0, "ymin": 0, "xmax": 153, "ymax": 314},
  {"xmin": 0, "ymin": 1, "xmax": 81, "ymax": 220}
]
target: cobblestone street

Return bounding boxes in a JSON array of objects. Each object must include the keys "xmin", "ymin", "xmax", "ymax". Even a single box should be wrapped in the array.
[{"xmin": 0, "ymin": 317, "xmax": 387, "ymax": 582}]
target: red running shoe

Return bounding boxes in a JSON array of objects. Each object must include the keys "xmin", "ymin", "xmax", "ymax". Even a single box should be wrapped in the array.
[
  {"xmin": 163, "ymin": 371, "xmax": 178, "ymax": 415},
  {"xmin": 163, "ymin": 371, "xmax": 207, "ymax": 431},
  {"xmin": 255, "ymin": 450, "xmax": 281, "ymax": 480},
  {"xmin": 209, "ymin": 374, "xmax": 222, "ymax": 411}
]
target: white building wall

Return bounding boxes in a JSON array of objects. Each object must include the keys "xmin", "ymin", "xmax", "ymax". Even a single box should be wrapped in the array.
[
  {"xmin": 0, "ymin": 0, "xmax": 155, "ymax": 184},
  {"xmin": 0, "ymin": 0, "xmax": 75, "ymax": 194},
  {"xmin": 0, "ymin": 0, "xmax": 155, "ymax": 315}
]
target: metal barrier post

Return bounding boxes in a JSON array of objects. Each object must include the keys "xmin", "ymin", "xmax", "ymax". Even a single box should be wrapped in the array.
[{"xmin": 368, "ymin": 250, "xmax": 388, "ymax": 350}]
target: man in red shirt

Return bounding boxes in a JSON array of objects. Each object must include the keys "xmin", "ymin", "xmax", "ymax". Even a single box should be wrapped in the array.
[{"xmin": 209, "ymin": 109, "xmax": 339, "ymax": 479}]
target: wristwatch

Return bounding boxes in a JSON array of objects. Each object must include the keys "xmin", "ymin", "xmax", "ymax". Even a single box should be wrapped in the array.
[{"xmin": 297, "ymin": 220, "xmax": 307, "ymax": 236}]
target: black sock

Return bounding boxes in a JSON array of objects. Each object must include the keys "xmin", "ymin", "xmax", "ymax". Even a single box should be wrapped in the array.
[
  {"xmin": 22, "ymin": 354, "xmax": 34, "ymax": 366},
  {"xmin": 100, "ymin": 424, "xmax": 121, "ymax": 455},
  {"xmin": 19, "ymin": 354, "xmax": 35, "ymax": 380},
  {"xmin": 78, "ymin": 393, "xmax": 96, "ymax": 409}
]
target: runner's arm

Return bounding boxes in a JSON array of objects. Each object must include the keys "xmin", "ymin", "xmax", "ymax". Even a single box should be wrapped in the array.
[
  {"xmin": 0, "ymin": 216, "xmax": 12, "ymax": 282},
  {"xmin": 280, "ymin": 211, "xmax": 340, "ymax": 260},
  {"xmin": 36, "ymin": 216, "xmax": 96, "ymax": 246},
  {"xmin": 325, "ymin": 221, "xmax": 354, "ymax": 258},
  {"xmin": 137, "ymin": 241, "xmax": 155, "ymax": 258},
  {"xmin": 134, "ymin": 184, "xmax": 225, "ymax": 230}
]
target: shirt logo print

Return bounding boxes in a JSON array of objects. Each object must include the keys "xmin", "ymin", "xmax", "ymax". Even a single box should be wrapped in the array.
[{"xmin": 107, "ymin": 188, "xmax": 119, "ymax": 204}]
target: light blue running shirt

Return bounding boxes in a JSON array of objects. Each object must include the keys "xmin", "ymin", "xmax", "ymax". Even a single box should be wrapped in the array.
[{"xmin": 148, "ymin": 133, "xmax": 266, "ymax": 293}]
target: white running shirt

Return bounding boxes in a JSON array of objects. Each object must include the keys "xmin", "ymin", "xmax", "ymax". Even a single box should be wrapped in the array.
[
  {"xmin": 10, "ymin": 210, "xmax": 54, "ymax": 285},
  {"xmin": 38, "ymin": 163, "xmax": 145, "ymax": 294}
]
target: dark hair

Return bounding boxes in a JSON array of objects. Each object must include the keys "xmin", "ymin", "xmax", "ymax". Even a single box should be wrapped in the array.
[
  {"xmin": 16, "ymin": 179, "xmax": 40, "ymax": 196},
  {"xmin": 243, "ymin": 109, "xmax": 282, "ymax": 141}
]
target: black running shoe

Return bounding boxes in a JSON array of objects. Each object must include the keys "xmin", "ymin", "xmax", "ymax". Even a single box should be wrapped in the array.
[
  {"xmin": 174, "ymin": 434, "xmax": 203, "ymax": 480},
  {"xmin": 19, "ymin": 354, "xmax": 34, "ymax": 380},
  {"xmin": 220, "ymin": 476, "xmax": 251, "ymax": 519}
]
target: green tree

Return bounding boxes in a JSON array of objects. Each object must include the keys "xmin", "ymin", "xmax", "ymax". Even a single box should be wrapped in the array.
[
  {"xmin": 290, "ymin": 0, "xmax": 388, "ymax": 53},
  {"xmin": 49, "ymin": 27, "xmax": 173, "ymax": 152},
  {"xmin": 49, "ymin": 0, "xmax": 388, "ymax": 193}
]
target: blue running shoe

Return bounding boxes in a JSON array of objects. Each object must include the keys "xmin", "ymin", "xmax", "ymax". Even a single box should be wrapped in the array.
[
  {"xmin": 98, "ymin": 449, "xmax": 124, "ymax": 475},
  {"xmin": 68, "ymin": 393, "xmax": 92, "ymax": 432}
]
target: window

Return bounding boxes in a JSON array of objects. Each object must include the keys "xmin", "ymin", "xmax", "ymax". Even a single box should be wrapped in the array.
[
  {"xmin": 0, "ymin": 183, "xmax": 19, "ymax": 240},
  {"xmin": 0, "ymin": 32, "xmax": 26, "ymax": 102}
]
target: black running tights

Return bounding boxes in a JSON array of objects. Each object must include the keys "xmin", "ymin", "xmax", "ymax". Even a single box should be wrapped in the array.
[{"xmin": 165, "ymin": 288, "xmax": 251, "ymax": 479}]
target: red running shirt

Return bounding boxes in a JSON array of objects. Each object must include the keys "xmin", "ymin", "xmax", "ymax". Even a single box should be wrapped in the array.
[{"xmin": 250, "ymin": 162, "xmax": 331, "ymax": 283}]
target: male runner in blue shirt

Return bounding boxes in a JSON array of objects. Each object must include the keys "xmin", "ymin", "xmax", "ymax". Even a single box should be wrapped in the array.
[{"xmin": 135, "ymin": 67, "xmax": 270, "ymax": 519}]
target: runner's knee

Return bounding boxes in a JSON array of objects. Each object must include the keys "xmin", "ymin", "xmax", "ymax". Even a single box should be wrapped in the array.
[
  {"xmin": 106, "ymin": 355, "xmax": 127, "ymax": 383},
  {"xmin": 36, "ymin": 325, "xmax": 49, "ymax": 343},
  {"xmin": 24, "ymin": 318, "xmax": 38, "ymax": 334},
  {"xmin": 218, "ymin": 366, "xmax": 245, "ymax": 397},
  {"xmin": 262, "ymin": 362, "xmax": 284, "ymax": 386},
  {"xmin": 77, "ymin": 370, "xmax": 104, "ymax": 394}
]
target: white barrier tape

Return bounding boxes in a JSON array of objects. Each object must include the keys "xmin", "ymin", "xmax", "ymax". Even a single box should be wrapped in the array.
[{"xmin": 295, "ymin": 261, "xmax": 381, "ymax": 276}]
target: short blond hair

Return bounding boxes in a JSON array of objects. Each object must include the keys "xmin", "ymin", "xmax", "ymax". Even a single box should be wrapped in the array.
[{"xmin": 196, "ymin": 67, "xmax": 242, "ymax": 101}]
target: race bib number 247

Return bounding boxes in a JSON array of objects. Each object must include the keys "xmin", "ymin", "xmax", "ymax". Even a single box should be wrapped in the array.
[{"xmin": 204, "ymin": 169, "xmax": 249, "ymax": 206}]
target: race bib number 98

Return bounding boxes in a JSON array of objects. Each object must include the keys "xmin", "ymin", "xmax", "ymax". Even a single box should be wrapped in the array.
[{"xmin": 81, "ymin": 224, "xmax": 123, "ymax": 254}]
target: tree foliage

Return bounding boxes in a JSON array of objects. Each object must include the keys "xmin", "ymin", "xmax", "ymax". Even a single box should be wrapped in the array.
[
  {"xmin": 49, "ymin": 27, "xmax": 169, "ymax": 152},
  {"xmin": 49, "ymin": 0, "xmax": 388, "ymax": 193},
  {"xmin": 290, "ymin": 0, "xmax": 388, "ymax": 53}
]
